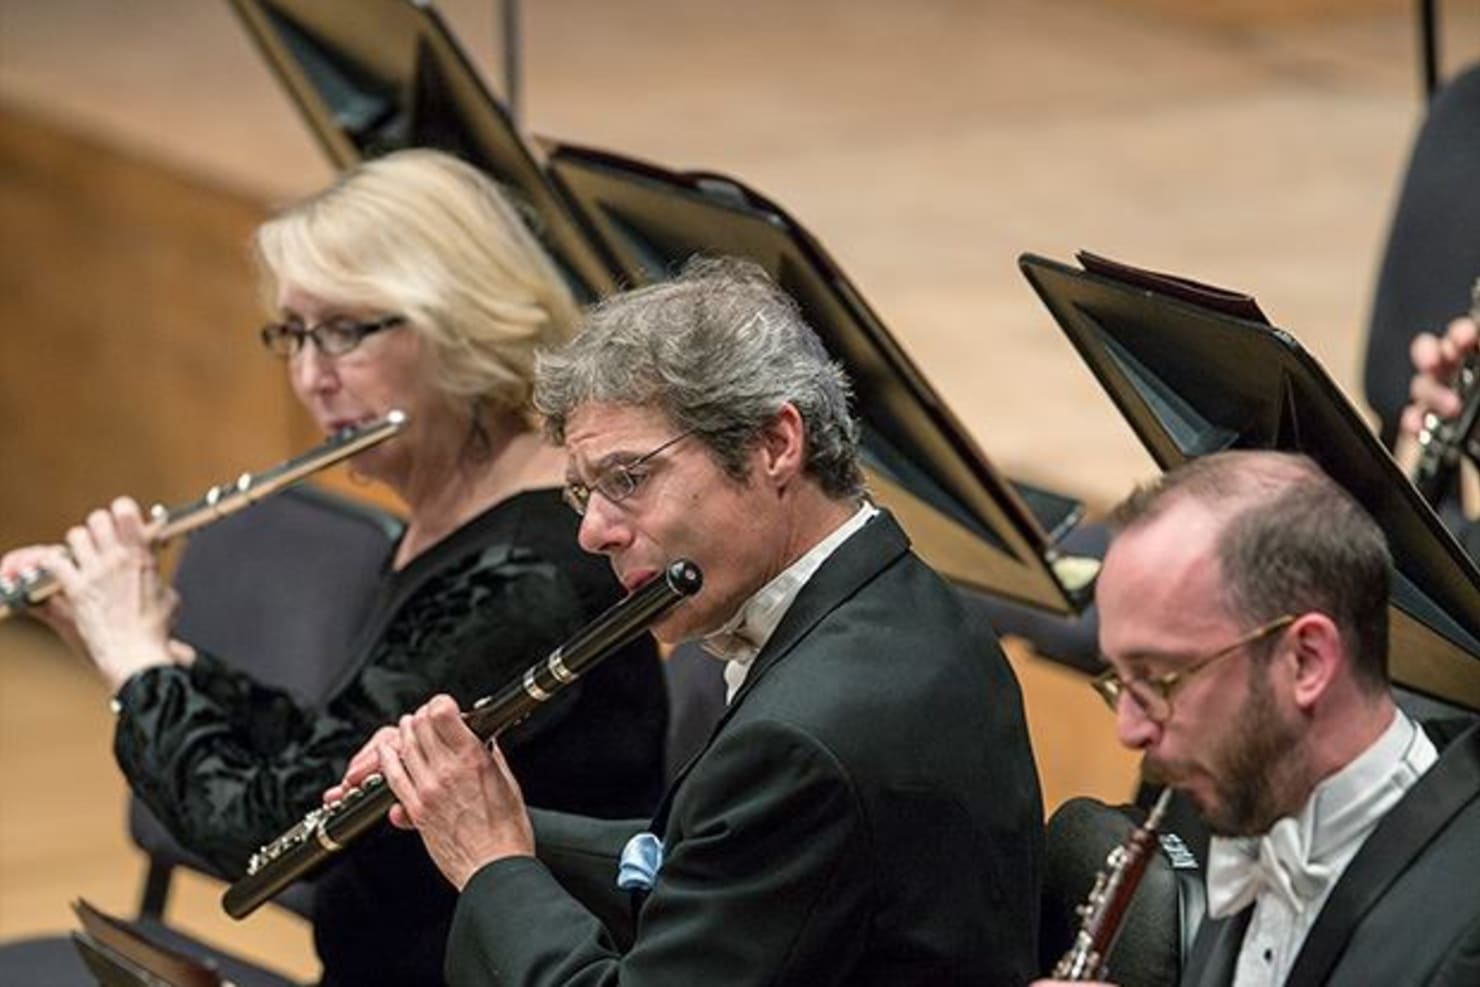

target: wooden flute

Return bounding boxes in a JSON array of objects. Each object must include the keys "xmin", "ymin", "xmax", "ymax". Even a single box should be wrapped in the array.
[{"xmin": 222, "ymin": 557, "xmax": 703, "ymax": 920}]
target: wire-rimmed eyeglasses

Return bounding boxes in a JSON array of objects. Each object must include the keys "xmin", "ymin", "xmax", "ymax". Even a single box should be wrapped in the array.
[
  {"xmin": 563, "ymin": 430, "xmax": 694, "ymax": 517},
  {"xmin": 1091, "ymin": 614, "xmax": 1295, "ymax": 724}
]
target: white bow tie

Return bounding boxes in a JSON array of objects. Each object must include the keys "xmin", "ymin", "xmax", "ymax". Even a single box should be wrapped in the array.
[
  {"xmin": 1206, "ymin": 818, "xmax": 1335, "ymax": 919},
  {"xmin": 701, "ymin": 622, "xmax": 764, "ymax": 703},
  {"xmin": 701, "ymin": 623, "xmax": 762, "ymax": 665}
]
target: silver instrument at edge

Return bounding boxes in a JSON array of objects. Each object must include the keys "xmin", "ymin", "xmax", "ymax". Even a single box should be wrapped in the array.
[{"xmin": 1412, "ymin": 278, "xmax": 1480, "ymax": 504}]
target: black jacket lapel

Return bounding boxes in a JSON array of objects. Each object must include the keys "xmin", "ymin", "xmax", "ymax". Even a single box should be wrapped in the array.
[
  {"xmin": 1179, "ymin": 910, "xmax": 1250, "ymax": 987},
  {"xmin": 647, "ymin": 511, "xmax": 910, "ymax": 836},
  {"xmin": 721, "ymin": 511, "xmax": 910, "ymax": 712},
  {"xmin": 1284, "ymin": 723, "xmax": 1480, "ymax": 987}
]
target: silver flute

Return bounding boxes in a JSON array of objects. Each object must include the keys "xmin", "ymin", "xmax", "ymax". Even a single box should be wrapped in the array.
[{"xmin": 0, "ymin": 410, "xmax": 407, "ymax": 621}]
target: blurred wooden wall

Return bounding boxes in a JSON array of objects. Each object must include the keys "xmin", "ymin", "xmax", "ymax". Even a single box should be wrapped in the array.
[
  {"xmin": 0, "ymin": 93, "xmax": 1138, "ymax": 799},
  {"xmin": 0, "ymin": 104, "xmax": 309, "ymax": 548}
]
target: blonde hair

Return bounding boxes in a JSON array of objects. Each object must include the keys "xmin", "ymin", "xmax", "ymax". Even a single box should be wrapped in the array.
[{"xmin": 253, "ymin": 148, "xmax": 580, "ymax": 418}]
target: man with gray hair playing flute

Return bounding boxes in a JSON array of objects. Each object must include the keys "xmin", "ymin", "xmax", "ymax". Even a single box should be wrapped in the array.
[{"xmin": 332, "ymin": 256, "xmax": 1044, "ymax": 986}]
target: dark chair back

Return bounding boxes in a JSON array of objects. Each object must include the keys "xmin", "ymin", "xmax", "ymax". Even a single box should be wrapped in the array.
[
  {"xmin": 0, "ymin": 484, "xmax": 393, "ymax": 984},
  {"xmin": 169, "ymin": 483, "xmax": 402, "ymax": 699},
  {"xmin": 129, "ymin": 484, "xmax": 402, "ymax": 919}
]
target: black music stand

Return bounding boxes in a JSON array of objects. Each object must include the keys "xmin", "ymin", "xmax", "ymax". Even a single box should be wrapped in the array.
[
  {"xmin": 231, "ymin": 0, "xmax": 1099, "ymax": 623},
  {"xmin": 542, "ymin": 143, "xmax": 1096, "ymax": 614},
  {"xmin": 1020, "ymin": 252, "xmax": 1480, "ymax": 710},
  {"xmin": 226, "ymin": 0, "xmax": 617, "ymax": 300},
  {"xmin": 69, "ymin": 898, "xmax": 226, "ymax": 987}
]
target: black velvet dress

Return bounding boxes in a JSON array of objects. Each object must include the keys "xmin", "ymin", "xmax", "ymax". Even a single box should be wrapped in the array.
[{"xmin": 112, "ymin": 489, "xmax": 668, "ymax": 985}]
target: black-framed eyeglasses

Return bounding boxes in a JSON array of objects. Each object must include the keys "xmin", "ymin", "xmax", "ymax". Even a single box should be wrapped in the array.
[
  {"xmin": 1091, "ymin": 614, "xmax": 1295, "ymax": 724},
  {"xmin": 563, "ymin": 430, "xmax": 694, "ymax": 517},
  {"xmin": 259, "ymin": 313, "xmax": 406, "ymax": 358}
]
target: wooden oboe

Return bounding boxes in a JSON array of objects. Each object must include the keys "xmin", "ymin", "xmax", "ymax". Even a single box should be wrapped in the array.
[
  {"xmin": 1412, "ymin": 278, "xmax": 1480, "ymax": 505},
  {"xmin": 0, "ymin": 411, "xmax": 408, "ymax": 622},
  {"xmin": 222, "ymin": 558, "xmax": 703, "ymax": 920},
  {"xmin": 1052, "ymin": 787, "xmax": 1174, "ymax": 981}
]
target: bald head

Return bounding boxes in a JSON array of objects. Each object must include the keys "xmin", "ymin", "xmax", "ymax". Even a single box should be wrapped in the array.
[
  {"xmin": 1107, "ymin": 451, "xmax": 1393, "ymax": 691},
  {"xmin": 1111, "ymin": 450, "xmax": 1325, "ymax": 533}
]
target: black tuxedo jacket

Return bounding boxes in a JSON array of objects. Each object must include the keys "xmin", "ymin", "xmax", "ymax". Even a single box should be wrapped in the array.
[
  {"xmin": 444, "ymin": 512, "xmax": 1044, "ymax": 986},
  {"xmin": 1179, "ymin": 722, "xmax": 1480, "ymax": 987}
]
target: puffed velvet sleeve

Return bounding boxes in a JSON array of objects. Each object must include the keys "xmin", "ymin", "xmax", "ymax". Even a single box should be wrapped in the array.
[{"xmin": 112, "ymin": 652, "xmax": 358, "ymax": 874}]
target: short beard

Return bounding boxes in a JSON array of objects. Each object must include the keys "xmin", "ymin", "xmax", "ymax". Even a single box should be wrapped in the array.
[{"xmin": 1202, "ymin": 665, "xmax": 1303, "ymax": 836}]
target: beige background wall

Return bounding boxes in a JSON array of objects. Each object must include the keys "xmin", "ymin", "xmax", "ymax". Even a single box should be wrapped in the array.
[
  {"xmin": 2, "ymin": 0, "xmax": 1476, "ymax": 518},
  {"xmin": 1, "ymin": 0, "xmax": 1477, "ymax": 978}
]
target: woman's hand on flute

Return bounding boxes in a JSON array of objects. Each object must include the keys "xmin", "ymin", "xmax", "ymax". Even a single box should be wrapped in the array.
[
  {"xmin": 2, "ymin": 542, "xmax": 87, "ymax": 656},
  {"xmin": 2, "ymin": 498, "xmax": 188, "ymax": 690}
]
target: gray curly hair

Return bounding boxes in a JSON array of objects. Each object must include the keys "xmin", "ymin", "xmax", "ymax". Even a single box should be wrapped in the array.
[{"xmin": 535, "ymin": 256, "xmax": 864, "ymax": 498}]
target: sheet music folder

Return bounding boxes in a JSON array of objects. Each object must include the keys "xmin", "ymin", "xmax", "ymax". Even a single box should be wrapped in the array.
[
  {"xmin": 1020, "ymin": 252, "xmax": 1480, "ymax": 710},
  {"xmin": 226, "ymin": 0, "xmax": 618, "ymax": 301},
  {"xmin": 70, "ymin": 899, "xmax": 221, "ymax": 987},
  {"xmin": 544, "ymin": 143, "xmax": 1096, "ymax": 612},
  {"xmin": 230, "ymin": 0, "xmax": 1093, "ymax": 613}
]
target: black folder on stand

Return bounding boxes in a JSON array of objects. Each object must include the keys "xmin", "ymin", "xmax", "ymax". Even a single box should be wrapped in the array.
[
  {"xmin": 1020, "ymin": 252, "xmax": 1480, "ymax": 710},
  {"xmin": 226, "ymin": 0, "xmax": 619, "ymax": 301},
  {"xmin": 231, "ymin": 0, "xmax": 1097, "ymax": 615}
]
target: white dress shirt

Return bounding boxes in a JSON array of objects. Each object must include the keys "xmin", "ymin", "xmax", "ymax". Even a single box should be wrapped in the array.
[
  {"xmin": 1206, "ymin": 708, "xmax": 1438, "ymax": 987},
  {"xmin": 701, "ymin": 502, "xmax": 878, "ymax": 703}
]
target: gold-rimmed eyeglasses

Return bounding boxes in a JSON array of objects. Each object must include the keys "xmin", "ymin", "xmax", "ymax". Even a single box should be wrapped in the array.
[
  {"xmin": 562, "ymin": 430, "xmax": 694, "ymax": 517},
  {"xmin": 1091, "ymin": 614, "xmax": 1295, "ymax": 724}
]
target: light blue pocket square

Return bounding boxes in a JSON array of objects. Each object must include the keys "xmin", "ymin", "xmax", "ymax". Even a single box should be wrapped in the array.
[{"xmin": 617, "ymin": 832, "xmax": 664, "ymax": 891}]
